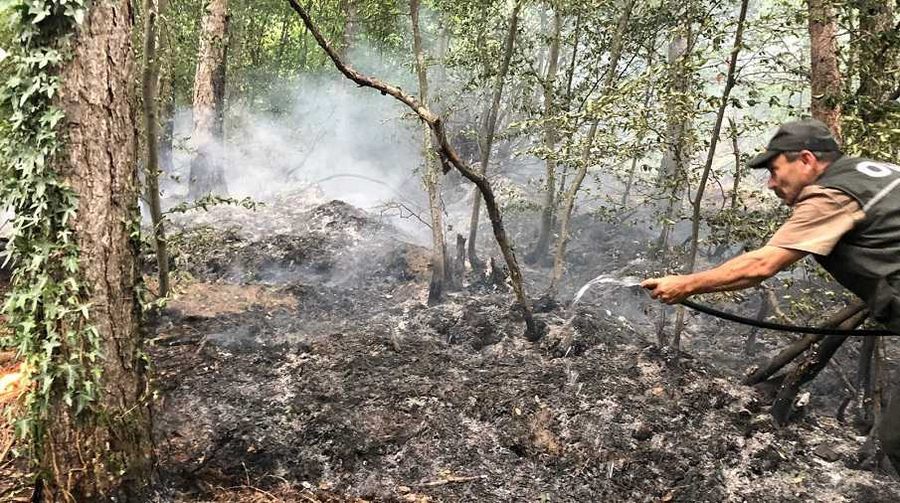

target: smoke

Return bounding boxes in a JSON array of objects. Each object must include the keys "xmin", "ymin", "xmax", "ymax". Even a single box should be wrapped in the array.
[{"xmin": 163, "ymin": 68, "xmax": 435, "ymax": 243}]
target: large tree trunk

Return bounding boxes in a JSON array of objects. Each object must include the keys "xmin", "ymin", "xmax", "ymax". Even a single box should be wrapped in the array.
[
  {"xmin": 466, "ymin": 0, "xmax": 521, "ymax": 275},
  {"xmin": 142, "ymin": 0, "xmax": 171, "ymax": 297},
  {"xmin": 188, "ymin": 0, "xmax": 229, "ymax": 200},
  {"xmin": 43, "ymin": 0, "xmax": 153, "ymax": 497},
  {"xmin": 547, "ymin": 0, "xmax": 635, "ymax": 297},
  {"xmin": 526, "ymin": 8, "xmax": 562, "ymax": 265},
  {"xmin": 807, "ymin": 0, "xmax": 843, "ymax": 142},
  {"xmin": 410, "ymin": 0, "xmax": 447, "ymax": 304}
]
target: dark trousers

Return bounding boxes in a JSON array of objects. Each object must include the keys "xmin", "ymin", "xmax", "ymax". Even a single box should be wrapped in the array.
[{"xmin": 882, "ymin": 388, "xmax": 900, "ymax": 474}]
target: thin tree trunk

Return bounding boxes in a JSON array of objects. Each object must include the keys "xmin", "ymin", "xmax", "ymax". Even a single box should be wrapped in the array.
[
  {"xmin": 188, "ymin": 0, "xmax": 229, "ymax": 200},
  {"xmin": 547, "ymin": 0, "xmax": 635, "ymax": 297},
  {"xmin": 142, "ymin": 0, "xmax": 171, "ymax": 297},
  {"xmin": 728, "ymin": 120, "xmax": 742, "ymax": 211},
  {"xmin": 527, "ymin": 8, "xmax": 562, "ymax": 265},
  {"xmin": 467, "ymin": 0, "xmax": 522, "ymax": 275},
  {"xmin": 40, "ymin": 0, "xmax": 153, "ymax": 497},
  {"xmin": 410, "ymin": 0, "xmax": 447, "ymax": 304},
  {"xmin": 855, "ymin": 1, "xmax": 897, "ymax": 125},
  {"xmin": 622, "ymin": 46, "xmax": 655, "ymax": 207},
  {"xmin": 159, "ymin": 78, "xmax": 176, "ymax": 174},
  {"xmin": 711, "ymin": 120, "xmax": 742, "ymax": 259},
  {"xmin": 868, "ymin": 336, "xmax": 887, "ymax": 462},
  {"xmin": 276, "ymin": 12, "xmax": 292, "ymax": 64},
  {"xmin": 677, "ymin": 0, "xmax": 750, "ymax": 347},
  {"xmin": 807, "ymin": 0, "xmax": 843, "ymax": 142},
  {"xmin": 286, "ymin": 0, "xmax": 541, "ymax": 340},
  {"xmin": 565, "ymin": 13, "xmax": 581, "ymax": 106},
  {"xmin": 553, "ymin": 14, "xmax": 581, "ymax": 214},
  {"xmin": 744, "ymin": 287, "xmax": 772, "ymax": 354},
  {"xmin": 653, "ymin": 36, "xmax": 690, "ymax": 254},
  {"xmin": 299, "ymin": 0, "xmax": 312, "ymax": 69},
  {"xmin": 342, "ymin": 0, "xmax": 359, "ymax": 56},
  {"xmin": 857, "ymin": 335, "xmax": 876, "ymax": 427}
]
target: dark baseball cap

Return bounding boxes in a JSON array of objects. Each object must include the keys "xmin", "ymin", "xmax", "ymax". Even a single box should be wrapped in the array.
[{"xmin": 747, "ymin": 119, "xmax": 841, "ymax": 169}]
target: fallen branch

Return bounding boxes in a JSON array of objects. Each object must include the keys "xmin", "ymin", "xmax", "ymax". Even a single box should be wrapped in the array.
[
  {"xmin": 285, "ymin": 0, "xmax": 539, "ymax": 339},
  {"xmin": 417, "ymin": 474, "xmax": 487, "ymax": 487}
]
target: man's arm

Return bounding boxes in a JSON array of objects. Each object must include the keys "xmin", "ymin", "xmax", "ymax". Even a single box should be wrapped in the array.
[{"xmin": 640, "ymin": 246, "xmax": 807, "ymax": 304}]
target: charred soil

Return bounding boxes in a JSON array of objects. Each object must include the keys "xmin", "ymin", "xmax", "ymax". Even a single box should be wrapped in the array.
[{"xmin": 143, "ymin": 198, "xmax": 900, "ymax": 502}]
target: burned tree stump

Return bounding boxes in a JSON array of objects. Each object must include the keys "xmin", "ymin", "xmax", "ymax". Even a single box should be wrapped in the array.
[
  {"xmin": 454, "ymin": 233, "xmax": 466, "ymax": 284},
  {"xmin": 855, "ymin": 336, "xmax": 877, "ymax": 428},
  {"xmin": 488, "ymin": 257, "xmax": 509, "ymax": 290},
  {"xmin": 744, "ymin": 334, "xmax": 824, "ymax": 386},
  {"xmin": 771, "ymin": 334, "xmax": 850, "ymax": 424},
  {"xmin": 770, "ymin": 308, "xmax": 868, "ymax": 425},
  {"xmin": 743, "ymin": 300, "xmax": 866, "ymax": 386}
]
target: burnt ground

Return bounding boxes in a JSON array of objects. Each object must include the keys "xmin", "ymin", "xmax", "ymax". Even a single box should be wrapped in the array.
[{"xmin": 143, "ymin": 195, "xmax": 900, "ymax": 502}]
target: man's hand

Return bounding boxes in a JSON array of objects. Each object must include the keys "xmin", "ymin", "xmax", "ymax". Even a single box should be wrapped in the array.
[
  {"xmin": 640, "ymin": 247, "xmax": 807, "ymax": 305},
  {"xmin": 640, "ymin": 275, "xmax": 695, "ymax": 304}
]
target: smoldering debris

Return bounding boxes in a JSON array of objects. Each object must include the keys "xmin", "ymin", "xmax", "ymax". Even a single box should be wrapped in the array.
[
  {"xmin": 148, "ymin": 196, "xmax": 900, "ymax": 502},
  {"xmin": 165, "ymin": 193, "xmax": 429, "ymax": 287}
]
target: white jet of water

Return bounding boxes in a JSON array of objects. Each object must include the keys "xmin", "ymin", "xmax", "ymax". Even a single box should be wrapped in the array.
[{"xmin": 571, "ymin": 274, "xmax": 642, "ymax": 305}]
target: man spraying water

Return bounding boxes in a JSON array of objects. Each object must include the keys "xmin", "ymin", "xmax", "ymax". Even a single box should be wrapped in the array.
[{"xmin": 640, "ymin": 119, "xmax": 900, "ymax": 473}]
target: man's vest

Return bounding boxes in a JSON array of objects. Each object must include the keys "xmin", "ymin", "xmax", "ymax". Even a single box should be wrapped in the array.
[{"xmin": 814, "ymin": 156, "xmax": 900, "ymax": 332}]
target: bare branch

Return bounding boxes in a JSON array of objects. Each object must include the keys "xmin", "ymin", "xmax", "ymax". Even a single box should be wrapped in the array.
[{"xmin": 285, "ymin": 0, "xmax": 539, "ymax": 339}]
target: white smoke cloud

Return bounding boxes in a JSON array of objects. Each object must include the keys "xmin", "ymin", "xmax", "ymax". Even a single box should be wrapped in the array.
[{"xmin": 163, "ymin": 71, "xmax": 435, "ymax": 243}]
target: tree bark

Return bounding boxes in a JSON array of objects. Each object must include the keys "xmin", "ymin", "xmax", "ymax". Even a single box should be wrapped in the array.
[
  {"xmin": 43, "ymin": 0, "xmax": 153, "ymax": 497},
  {"xmin": 771, "ymin": 333, "xmax": 849, "ymax": 424},
  {"xmin": 807, "ymin": 0, "xmax": 843, "ymax": 143},
  {"xmin": 770, "ymin": 310, "xmax": 869, "ymax": 425},
  {"xmin": 526, "ymin": 7, "xmax": 562, "ymax": 265},
  {"xmin": 854, "ymin": 0, "xmax": 897, "ymax": 126},
  {"xmin": 712, "ymin": 119, "xmax": 743, "ymax": 259},
  {"xmin": 159, "ymin": 79, "xmax": 176, "ymax": 175},
  {"xmin": 654, "ymin": 30, "xmax": 692, "ymax": 254},
  {"xmin": 856, "ymin": 335, "xmax": 876, "ymax": 427},
  {"xmin": 188, "ymin": 0, "xmax": 229, "ymax": 200},
  {"xmin": 341, "ymin": 0, "xmax": 359, "ymax": 56},
  {"xmin": 744, "ymin": 287, "xmax": 772, "ymax": 354},
  {"xmin": 466, "ymin": 0, "xmax": 522, "ymax": 275},
  {"xmin": 410, "ymin": 0, "xmax": 447, "ymax": 305},
  {"xmin": 142, "ymin": 0, "xmax": 171, "ymax": 298},
  {"xmin": 622, "ymin": 46, "xmax": 654, "ymax": 208},
  {"xmin": 285, "ymin": 0, "xmax": 540, "ymax": 340},
  {"xmin": 547, "ymin": 0, "xmax": 635, "ymax": 297}
]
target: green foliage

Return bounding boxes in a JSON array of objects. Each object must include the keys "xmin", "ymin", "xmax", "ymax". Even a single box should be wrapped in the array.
[
  {"xmin": 0, "ymin": 0, "xmax": 98, "ymax": 445},
  {"xmin": 162, "ymin": 193, "xmax": 261, "ymax": 215}
]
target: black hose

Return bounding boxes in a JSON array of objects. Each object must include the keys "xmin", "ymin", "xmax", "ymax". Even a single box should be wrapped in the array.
[{"xmin": 679, "ymin": 299, "xmax": 897, "ymax": 336}]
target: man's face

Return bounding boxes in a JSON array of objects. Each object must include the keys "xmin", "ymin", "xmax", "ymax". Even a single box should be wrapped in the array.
[{"xmin": 766, "ymin": 152, "xmax": 818, "ymax": 205}]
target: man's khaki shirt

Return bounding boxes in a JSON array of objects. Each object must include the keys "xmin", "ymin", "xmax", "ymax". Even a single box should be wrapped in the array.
[{"xmin": 767, "ymin": 186, "xmax": 865, "ymax": 255}]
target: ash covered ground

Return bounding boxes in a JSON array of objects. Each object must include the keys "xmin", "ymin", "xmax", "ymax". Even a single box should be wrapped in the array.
[{"xmin": 146, "ymin": 192, "xmax": 900, "ymax": 502}]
